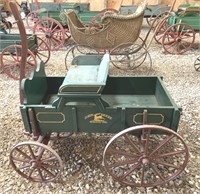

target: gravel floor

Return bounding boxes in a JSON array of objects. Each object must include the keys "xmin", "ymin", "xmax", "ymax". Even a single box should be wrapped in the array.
[{"xmin": 0, "ymin": 18, "xmax": 200, "ymax": 193}]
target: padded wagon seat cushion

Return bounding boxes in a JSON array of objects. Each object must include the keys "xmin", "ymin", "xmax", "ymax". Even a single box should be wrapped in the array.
[{"xmin": 59, "ymin": 54, "xmax": 110, "ymax": 94}]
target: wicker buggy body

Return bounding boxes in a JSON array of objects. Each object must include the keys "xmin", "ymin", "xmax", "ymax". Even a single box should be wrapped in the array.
[{"xmin": 66, "ymin": 1, "xmax": 146, "ymax": 50}]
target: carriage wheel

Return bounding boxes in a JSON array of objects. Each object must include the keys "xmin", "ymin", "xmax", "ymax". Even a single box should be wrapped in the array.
[
  {"xmin": 110, "ymin": 40, "xmax": 152, "ymax": 74},
  {"xmin": 26, "ymin": 11, "xmax": 39, "ymax": 30},
  {"xmin": 194, "ymin": 56, "xmax": 200, "ymax": 72},
  {"xmin": 33, "ymin": 37, "xmax": 51, "ymax": 64},
  {"xmin": 10, "ymin": 141, "xmax": 63, "ymax": 183},
  {"xmin": 146, "ymin": 7, "xmax": 169, "ymax": 28},
  {"xmin": 33, "ymin": 18, "xmax": 65, "ymax": 51},
  {"xmin": 162, "ymin": 23, "xmax": 195, "ymax": 55},
  {"xmin": 65, "ymin": 44, "xmax": 100, "ymax": 70},
  {"xmin": 103, "ymin": 125, "xmax": 189, "ymax": 187},
  {"xmin": 0, "ymin": 45, "xmax": 37, "ymax": 80}
]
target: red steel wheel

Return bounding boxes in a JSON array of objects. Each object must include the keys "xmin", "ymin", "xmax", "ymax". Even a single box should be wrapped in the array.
[
  {"xmin": 162, "ymin": 23, "xmax": 195, "ymax": 55},
  {"xmin": 10, "ymin": 141, "xmax": 63, "ymax": 183},
  {"xmin": 103, "ymin": 125, "xmax": 189, "ymax": 187},
  {"xmin": 26, "ymin": 11, "xmax": 39, "ymax": 31},
  {"xmin": 33, "ymin": 18, "xmax": 65, "ymax": 51},
  {"xmin": 0, "ymin": 45, "xmax": 37, "ymax": 80},
  {"xmin": 194, "ymin": 56, "xmax": 200, "ymax": 72},
  {"xmin": 34, "ymin": 36, "xmax": 51, "ymax": 64}
]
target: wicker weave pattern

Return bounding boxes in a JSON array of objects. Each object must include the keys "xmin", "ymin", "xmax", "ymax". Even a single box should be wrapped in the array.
[{"xmin": 66, "ymin": 0, "xmax": 146, "ymax": 50}]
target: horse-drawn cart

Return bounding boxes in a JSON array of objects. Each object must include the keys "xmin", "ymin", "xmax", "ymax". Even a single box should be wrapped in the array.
[{"xmin": 10, "ymin": 53, "xmax": 189, "ymax": 187}]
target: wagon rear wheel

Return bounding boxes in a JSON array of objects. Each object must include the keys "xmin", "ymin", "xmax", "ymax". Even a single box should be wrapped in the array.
[
  {"xmin": 33, "ymin": 18, "xmax": 65, "ymax": 51},
  {"xmin": 194, "ymin": 56, "xmax": 200, "ymax": 72},
  {"xmin": 0, "ymin": 45, "xmax": 37, "ymax": 80},
  {"xmin": 103, "ymin": 125, "xmax": 189, "ymax": 187},
  {"xmin": 162, "ymin": 23, "xmax": 195, "ymax": 55},
  {"xmin": 10, "ymin": 141, "xmax": 63, "ymax": 183},
  {"xmin": 34, "ymin": 36, "xmax": 51, "ymax": 64}
]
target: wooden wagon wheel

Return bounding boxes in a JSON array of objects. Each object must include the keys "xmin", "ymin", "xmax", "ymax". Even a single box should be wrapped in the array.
[
  {"xmin": 33, "ymin": 18, "xmax": 65, "ymax": 51},
  {"xmin": 0, "ymin": 45, "xmax": 37, "ymax": 80},
  {"xmin": 194, "ymin": 56, "xmax": 200, "ymax": 72},
  {"xmin": 33, "ymin": 36, "xmax": 51, "ymax": 64},
  {"xmin": 25, "ymin": 11, "xmax": 39, "ymax": 30},
  {"xmin": 103, "ymin": 125, "xmax": 189, "ymax": 187},
  {"xmin": 162, "ymin": 23, "xmax": 195, "ymax": 55},
  {"xmin": 10, "ymin": 141, "xmax": 63, "ymax": 183}
]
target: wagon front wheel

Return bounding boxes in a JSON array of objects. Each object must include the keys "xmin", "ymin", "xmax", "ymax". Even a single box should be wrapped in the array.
[
  {"xmin": 103, "ymin": 125, "xmax": 189, "ymax": 187},
  {"xmin": 10, "ymin": 141, "xmax": 63, "ymax": 183}
]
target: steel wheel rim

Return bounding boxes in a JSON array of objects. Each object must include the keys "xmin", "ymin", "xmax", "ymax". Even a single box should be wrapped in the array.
[
  {"xmin": 162, "ymin": 23, "xmax": 195, "ymax": 55},
  {"xmin": 33, "ymin": 18, "xmax": 65, "ymax": 51},
  {"xmin": 1, "ymin": 45, "xmax": 37, "ymax": 80},
  {"xmin": 103, "ymin": 125, "xmax": 189, "ymax": 187},
  {"xmin": 10, "ymin": 141, "xmax": 63, "ymax": 183}
]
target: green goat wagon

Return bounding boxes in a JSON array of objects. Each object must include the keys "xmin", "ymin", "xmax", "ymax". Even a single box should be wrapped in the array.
[{"xmin": 10, "ymin": 54, "xmax": 189, "ymax": 187}]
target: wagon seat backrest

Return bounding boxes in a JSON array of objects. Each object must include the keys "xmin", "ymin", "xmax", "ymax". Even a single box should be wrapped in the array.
[
  {"xmin": 21, "ymin": 61, "xmax": 48, "ymax": 105},
  {"xmin": 58, "ymin": 54, "xmax": 110, "ymax": 94}
]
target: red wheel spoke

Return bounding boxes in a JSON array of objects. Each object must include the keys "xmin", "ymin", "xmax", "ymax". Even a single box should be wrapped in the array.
[
  {"xmin": 141, "ymin": 164, "xmax": 145, "ymax": 185},
  {"xmin": 37, "ymin": 168, "xmax": 45, "ymax": 181},
  {"xmin": 15, "ymin": 148, "xmax": 31, "ymax": 160},
  {"xmin": 154, "ymin": 149, "xmax": 187, "ymax": 158},
  {"xmin": 18, "ymin": 164, "xmax": 32, "ymax": 170},
  {"xmin": 142, "ymin": 128, "xmax": 151, "ymax": 154},
  {"xmin": 150, "ymin": 134, "xmax": 174, "ymax": 156},
  {"xmin": 107, "ymin": 148, "xmax": 140, "ymax": 158},
  {"xmin": 151, "ymin": 164, "xmax": 165, "ymax": 181},
  {"xmin": 42, "ymin": 163, "xmax": 60, "ymax": 170},
  {"xmin": 27, "ymin": 144, "xmax": 36, "ymax": 159},
  {"xmin": 11, "ymin": 156, "xmax": 30, "ymax": 163},
  {"xmin": 28, "ymin": 168, "xmax": 35, "ymax": 178},
  {"xmin": 153, "ymin": 159, "xmax": 179, "ymax": 169},
  {"xmin": 51, "ymin": 25, "xmax": 59, "ymax": 34},
  {"xmin": 107, "ymin": 158, "xmax": 139, "ymax": 169},
  {"xmin": 41, "ymin": 156, "xmax": 57, "ymax": 163},
  {"xmin": 41, "ymin": 166, "xmax": 56, "ymax": 177},
  {"xmin": 120, "ymin": 162, "xmax": 141, "ymax": 180},
  {"xmin": 124, "ymin": 134, "xmax": 141, "ymax": 154}
]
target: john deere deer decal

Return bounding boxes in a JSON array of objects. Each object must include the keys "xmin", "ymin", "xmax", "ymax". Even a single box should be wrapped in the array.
[{"xmin": 85, "ymin": 113, "xmax": 112, "ymax": 124}]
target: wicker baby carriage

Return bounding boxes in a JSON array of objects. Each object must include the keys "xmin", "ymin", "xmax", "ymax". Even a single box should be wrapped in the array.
[
  {"xmin": 65, "ymin": 0, "xmax": 152, "ymax": 73},
  {"xmin": 66, "ymin": 1, "xmax": 146, "ymax": 50}
]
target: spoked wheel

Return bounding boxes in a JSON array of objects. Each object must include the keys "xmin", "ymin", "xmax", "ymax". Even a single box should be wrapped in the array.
[
  {"xmin": 65, "ymin": 44, "xmax": 100, "ymax": 70},
  {"xmin": 0, "ymin": 45, "xmax": 37, "ymax": 80},
  {"xmin": 194, "ymin": 56, "xmax": 200, "ymax": 72},
  {"xmin": 33, "ymin": 18, "xmax": 65, "ymax": 51},
  {"xmin": 103, "ymin": 125, "xmax": 189, "ymax": 187},
  {"xmin": 153, "ymin": 12, "xmax": 171, "ymax": 44},
  {"xmin": 162, "ymin": 23, "xmax": 195, "ymax": 55},
  {"xmin": 26, "ymin": 11, "xmax": 39, "ymax": 30},
  {"xmin": 110, "ymin": 40, "xmax": 152, "ymax": 74},
  {"xmin": 147, "ymin": 6, "xmax": 170, "ymax": 28},
  {"xmin": 10, "ymin": 141, "xmax": 63, "ymax": 183},
  {"xmin": 33, "ymin": 36, "xmax": 51, "ymax": 64}
]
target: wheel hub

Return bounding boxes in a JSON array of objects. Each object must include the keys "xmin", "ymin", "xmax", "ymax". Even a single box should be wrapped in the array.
[
  {"xmin": 45, "ymin": 31, "xmax": 51, "ymax": 38},
  {"xmin": 30, "ymin": 159, "xmax": 41, "ymax": 168}
]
